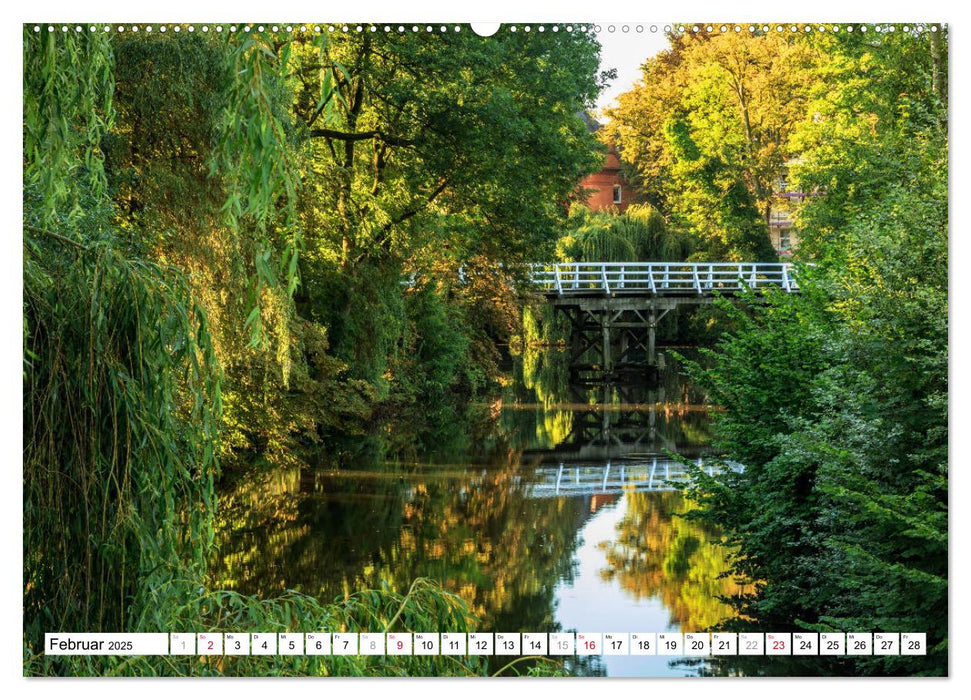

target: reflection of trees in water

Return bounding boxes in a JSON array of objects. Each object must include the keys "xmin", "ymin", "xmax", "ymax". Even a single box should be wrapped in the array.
[
  {"xmin": 598, "ymin": 492, "xmax": 750, "ymax": 632},
  {"xmin": 520, "ymin": 344, "xmax": 573, "ymax": 408},
  {"xmin": 212, "ymin": 349, "xmax": 738, "ymax": 675},
  {"xmin": 515, "ymin": 346, "xmax": 713, "ymax": 405},
  {"xmin": 564, "ymin": 655, "xmax": 608, "ymax": 677},
  {"xmin": 212, "ymin": 435, "xmax": 594, "ymax": 635},
  {"xmin": 512, "ymin": 345, "xmax": 575, "ymax": 448},
  {"xmin": 504, "ymin": 348, "xmax": 715, "ymax": 455}
]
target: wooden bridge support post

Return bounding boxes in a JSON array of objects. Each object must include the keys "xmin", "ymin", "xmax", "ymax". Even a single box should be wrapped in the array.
[
  {"xmin": 552, "ymin": 297, "xmax": 676, "ymax": 383},
  {"xmin": 601, "ymin": 313, "xmax": 612, "ymax": 375},
  {"xmin": 648, "ymin": 308, "xmax": 656, "ymax": 367}
]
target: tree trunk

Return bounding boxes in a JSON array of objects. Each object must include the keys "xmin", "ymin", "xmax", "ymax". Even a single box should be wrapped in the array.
[{"xmin": 929, "ymin": 24, "xmax": 947, "ymax": 130}]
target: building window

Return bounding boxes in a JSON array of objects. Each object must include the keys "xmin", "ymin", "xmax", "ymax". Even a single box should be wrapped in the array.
[
  {"xmin": 779, "ymin": 228, "xmax": 791, "ymax": 251},
  {"xmin": 612, "ymin": 184, "xmax": 622, "ymax": 204},
  {"xmin": 770, "ymin": 208, "xmax": 792, "ymax": 226}
]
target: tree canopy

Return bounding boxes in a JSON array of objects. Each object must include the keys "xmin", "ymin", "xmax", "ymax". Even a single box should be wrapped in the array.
[
  {"xmin": 607, "ymin": 29, "xmax": 816, "ymax": 260},
  {"xmin": 678, "ymin": 24, "xmax": 948, "ymax": 675},
  {"xmin": 22, "ymin": 24, "xmax": 607, "ymax": 666}
]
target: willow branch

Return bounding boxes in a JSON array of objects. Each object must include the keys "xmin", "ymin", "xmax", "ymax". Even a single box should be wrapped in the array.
[
  {"xmin": 25, "ymin": 224, "xmax": 90, "ymax": 251},
  {"xmin": 309, "ymin": 127, "xmax": 414, "ymax": 146}
]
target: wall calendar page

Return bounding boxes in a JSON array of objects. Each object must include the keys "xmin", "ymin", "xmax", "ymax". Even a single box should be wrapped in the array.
[{"xmin": 19, "ymin": 6, "xmax": 950, "ymax": 685}]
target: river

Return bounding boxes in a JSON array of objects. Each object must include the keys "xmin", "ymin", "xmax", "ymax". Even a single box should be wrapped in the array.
[{"xmin": 211, "ymin": 348, "xmax": 753, "ymax": 676}]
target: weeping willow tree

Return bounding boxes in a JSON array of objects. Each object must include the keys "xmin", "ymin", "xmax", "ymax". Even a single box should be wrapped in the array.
[
  {"xmin": 517, "ymin": 203, "xmax": 697, "ymax": 346},
  {"xmin": 103, "ymin": 29, "xmax": 368, "ymax": 469},
  {"xmin": 23, "ymin": 26, "xmax": 224, "ymax": 648},
  {"xmin": 23, "ymin": 208, "xmax": 222, "ymax": 639},
  {"xmin": 555, "ymin": 203, "xmax": 694, "ymax": 263},
  {"xmin": 22, "ymin": 25, "xmax": 310, "ymax": 650}
]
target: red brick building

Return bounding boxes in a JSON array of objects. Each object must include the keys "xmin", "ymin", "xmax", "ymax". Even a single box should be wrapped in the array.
[{"xmin": 577, "ymin": 113, "xmax": 636, "ymax": 212}]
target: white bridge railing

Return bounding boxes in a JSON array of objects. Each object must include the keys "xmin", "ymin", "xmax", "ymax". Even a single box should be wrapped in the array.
[
  {"xmin": 530, "ymin": 262, "xmax": 797, "ymax": 296},
  {"xmin": 524, "ymin": 457, "xmax": 745, "ymax": 498}
]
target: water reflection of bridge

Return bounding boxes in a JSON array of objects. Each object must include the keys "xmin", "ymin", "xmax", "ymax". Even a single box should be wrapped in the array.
[
  {"xmin": 525, "ymin": 457, "xmax": 743, "ymax": 498},
  {"xmin": 520, "ymin": 381, "xmax": 709, "ymax": 464},
  {"xmin": 521, "ymin": 406, "xmax": 702, "ymax": 463}
]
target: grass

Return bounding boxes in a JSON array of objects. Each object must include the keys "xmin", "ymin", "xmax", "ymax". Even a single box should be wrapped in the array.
[{"xmin": 25, "ymin": 578, "xmax": 563, "ymax": 677}]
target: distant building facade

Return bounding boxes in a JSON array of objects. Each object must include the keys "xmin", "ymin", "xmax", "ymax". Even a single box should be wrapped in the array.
[
  {"xmin": 580, "ymin": 145, "xmax": 633, "ymax": 212},
  {"xmin": 769, "ymin": 199, "xmax": 797, "ymax": 257},
  {"xmin": 577, "ymin": 113, "xmax": 637, "ymax": 212},
  {"xmin": 768, "ymin": 165, "xmax": 811, "ymax": 258}
]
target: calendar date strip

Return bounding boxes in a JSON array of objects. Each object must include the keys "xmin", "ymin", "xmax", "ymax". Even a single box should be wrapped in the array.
[{"xmin": 45, "ymin": 631, "xmax": 927, "ymax": 657}]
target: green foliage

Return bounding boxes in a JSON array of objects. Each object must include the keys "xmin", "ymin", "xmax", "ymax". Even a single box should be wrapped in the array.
[
  {"xmin": 289, "ymin": 28, "xmax": 604, "ymax": 267},
  {"xmin": 664, "ymin": 117, "xmax": 777, "ymax": 261},
  {"xmin": 556, "ymin": 203, "xmax": 692, "ymax": 263},
  {"xmin": 23, "ymin": 28, "xmax": 114, "ymax": 227},
  {"xmin": 215, "ymin": 29, "xmax": 314, "ymax": 345},
  {"xmin": 607, "ymin": 29, "xmax": 815, "ymax": 261},
  {"xmin": 392, "ymin": 285, "xmax": 483, "ymax": 409},
  {"xmin": 384, "ymin": 258, "xmax": 521, "ymax": 415},
  {"xmin": 789, "ymin": 26, "xmax": 948, "ymax": 265},
  {"xmin": 104, "ymin": 30, "xmax": 364, "ymax": 464},
  {"xmin": 682, "ymin": 285, "xmax": 832, "ymax": 466},
  {"xmin": 288, "ymin": 28, "xmax": 606, "ymax": 397},
  {"xmin": 681, "ymin": 26, "xmax": 947, "ymax": 675},
  {"xmin": 26, "ymin": 578, "xmax": 551, "ymax": 677},
  {"xmin": 23, "ymin": 27, "xmax": 218, "ymax": 653},
  {"xmin": 25, "ymin": 25, "xmax": 608, "ymax": 472},
  {"xmin": 23, "ymin": 200, "xmax": 221, "ymax": 645}
]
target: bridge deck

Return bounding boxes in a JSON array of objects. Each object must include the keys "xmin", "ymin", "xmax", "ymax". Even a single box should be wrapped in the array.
[{"xmin": 531, "ymin": 262, "xmax": 797, "ymax": 297}]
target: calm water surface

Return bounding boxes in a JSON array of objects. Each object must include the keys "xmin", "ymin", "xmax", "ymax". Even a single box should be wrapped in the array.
[{"xmin": 212, "ymin": 349, "xmax": 750, "ymax": 676}]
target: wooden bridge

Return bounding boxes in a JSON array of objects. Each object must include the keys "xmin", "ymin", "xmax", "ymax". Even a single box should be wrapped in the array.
[
  {"xmin": 528, "ymin": 262, "xmax": 798, "ymax": 382},
  {"xmin": 530, "ymin": 261, "xmax": 797, "ymax": 297},
  {"xmin": 405, "ymin": 261, "xmax": 798, "ymax": 382}
]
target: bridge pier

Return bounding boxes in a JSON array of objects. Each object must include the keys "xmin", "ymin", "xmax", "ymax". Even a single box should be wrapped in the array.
[
  {"xmin": 601, "ymin": 313, "xmax": 612, "ymax": 374},
  {"xmin": 648, "ymin": 310, "xmax": 656, "ymax": 367},
  {"xmin": 554, "ymin": 297, "xmax": 692, "ymax": 383}
]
